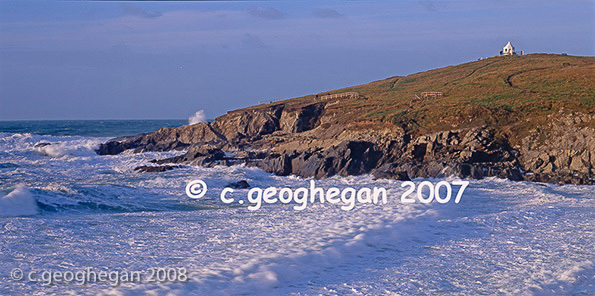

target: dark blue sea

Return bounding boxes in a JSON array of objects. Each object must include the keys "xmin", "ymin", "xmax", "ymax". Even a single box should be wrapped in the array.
[{"xmin": 0, "ymin": 120, "xmax": 187, "ymax": 137}]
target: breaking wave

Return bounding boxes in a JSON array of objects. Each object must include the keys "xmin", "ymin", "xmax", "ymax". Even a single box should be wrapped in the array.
[{"xmin": 0, "ymin": 185, "xmax": 38, "ymax": 217}]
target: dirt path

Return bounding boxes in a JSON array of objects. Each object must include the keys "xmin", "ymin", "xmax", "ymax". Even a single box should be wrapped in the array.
[
  {"xmin": 390, "ymin": 77, "xmax": 399, "ymax": 89},
  {"xmin": 505, "ymin": 67, "xmax": 549, "ymax": 92},
  {"xmin": 444, "ymin": 60, "xmax": 499, "ymax": 86}
]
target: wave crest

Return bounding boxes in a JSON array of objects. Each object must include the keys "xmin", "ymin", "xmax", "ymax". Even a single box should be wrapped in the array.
[{"xmin": 0, "ymin": 185, "xmax": 38, "ymax": 217}]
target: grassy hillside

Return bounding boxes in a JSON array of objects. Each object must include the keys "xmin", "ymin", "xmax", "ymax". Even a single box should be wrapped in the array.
[{"xmin": 242, "ymin": 54, "xmax": 595, "ymax": 144}]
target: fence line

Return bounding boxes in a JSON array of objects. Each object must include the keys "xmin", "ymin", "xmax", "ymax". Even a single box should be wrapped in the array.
[{"xmin": 318, "ymin": 92, "xmax": 360, "ymax": 101}]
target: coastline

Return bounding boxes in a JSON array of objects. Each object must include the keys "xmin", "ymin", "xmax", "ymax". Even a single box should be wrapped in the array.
[{"xmin": 96, "ymin": 55, "xmax": 595, "ymax": 185}]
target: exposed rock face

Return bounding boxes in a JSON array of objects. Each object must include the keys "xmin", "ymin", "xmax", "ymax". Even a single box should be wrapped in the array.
[
  {"xmin": 96, "ymin": 102, "xmax": 328, "ymax": 155},
  {"xmin": 97, "ymin": 101, "xmax": 594, "ymax": 184},
  {"xmin": 379, "ymin": 128, "xmax": 522, "ymax": 181},
  {"xmin": 519, "ymin": 114, "xmax": 595, "ymax": 184},
  {"xmin": 253, "ymin": 141, "xmax": 384, "ymax": 178},
  {"xmin": 95, "ymin": 122, "xmax": 223, "ymax": 155},
  {"xmin": 212, "ymin": 105, "xmax": 284, "ymax": 142},
  {"xmin": 279, "ymin": 104, "xmax": 324, "ymax": 133}
]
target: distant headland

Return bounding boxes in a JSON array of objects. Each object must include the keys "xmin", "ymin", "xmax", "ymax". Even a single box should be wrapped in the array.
[{"xmin": 97, "ymin": 53, "xmax": 595, "ymax": 185}]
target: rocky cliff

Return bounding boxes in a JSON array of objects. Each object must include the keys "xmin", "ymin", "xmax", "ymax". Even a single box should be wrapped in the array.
[{"xmin": 97, "ymin": 54, "xmax": 595, "ymax": 185}]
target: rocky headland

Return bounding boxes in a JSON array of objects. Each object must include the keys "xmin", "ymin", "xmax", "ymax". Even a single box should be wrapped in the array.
[{"xmin": 97, "ymin": 54, "xmax": 595, "ymax": 185}]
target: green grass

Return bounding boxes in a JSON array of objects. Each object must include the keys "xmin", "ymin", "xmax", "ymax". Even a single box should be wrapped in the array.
[{"xmin": 236, "ymin": 54, "xmax": 595, "ymax": 144}]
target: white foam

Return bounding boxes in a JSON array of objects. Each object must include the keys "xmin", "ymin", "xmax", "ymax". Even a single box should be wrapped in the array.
[
  {"xmin": 529, "ymin": 260, "xmax": 595, "ymax": 296},
  {"xmin": 0, "ymin": 184, "xmax": 38, "ymax": 217},
  {"xmin": 33, "ymin": 138, "xmax": 102, "ymax": 158},
  {"xmin": 1, "ymin": 132, "xmax": 594, "ymax": 296},
  {"xmin": 0, "ymin": 132, "xmax": 105, "ymax": 158}
]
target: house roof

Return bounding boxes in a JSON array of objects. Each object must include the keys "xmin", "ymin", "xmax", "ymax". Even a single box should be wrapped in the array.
[{"xmin": 504, "ymin": 41, "xmax": 515, "ymax": 50}]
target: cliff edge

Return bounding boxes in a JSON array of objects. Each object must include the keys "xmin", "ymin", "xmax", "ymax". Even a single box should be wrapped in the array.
[{"xmin": 97, "ymin": 54, "xmax": 595, "ymax": 185}]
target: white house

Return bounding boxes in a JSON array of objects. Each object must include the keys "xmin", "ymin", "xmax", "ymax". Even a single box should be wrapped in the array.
[{"xmin": 501, "ymin": 41, "xmax": 516, "ymax": 55}]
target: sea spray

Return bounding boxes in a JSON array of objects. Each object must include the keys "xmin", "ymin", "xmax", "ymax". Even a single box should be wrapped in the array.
[
  {"xmin": 0, "ymin": 184, "xmax": 38, "ymax": 216},
  {"xmin": 188, "ymin": 110, "xmax": 207, "ymax": 125}
]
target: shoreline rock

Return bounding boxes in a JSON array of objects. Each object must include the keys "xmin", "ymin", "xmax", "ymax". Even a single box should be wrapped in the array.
[
  {"xmin": 98, "ymin": 108, "xmax": 594, "ymax": 185},
  {"xmin": 227, "ymin": 180, "xmax": 251, "ymax": 189},
  {"xmin": 134, "ymin": 165, "xmax": 180, "ymax": 173}
]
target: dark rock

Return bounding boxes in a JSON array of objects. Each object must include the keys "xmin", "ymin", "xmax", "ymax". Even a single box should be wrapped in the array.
[
  {"xmin": 96, "ymin": 140, "xmax": 133, "ymax": 155},
  {"xmin": 372, "ymin": 164, "xmax": 411, "ymax": 181},
  {"xmin": 227, "ymin": 180, "xmax": 250, "ymax": 189},
  {"xmin": 290, "ymin": 151, "xmax": 324, "ymax": 177},
  {"xmin": 260, "ymin": 153, "xmax": 293, "ymax": 176},
  {"xmin": 134, "ymin": 165, "xmax": 179, "ymax": 173},
  {"xmin": 34, "ymin": 142, "xmax": 52, "ymax": 148},
  {"xmin": 155, "ymin": 145, "xmax": 225, "ymax": 165}
]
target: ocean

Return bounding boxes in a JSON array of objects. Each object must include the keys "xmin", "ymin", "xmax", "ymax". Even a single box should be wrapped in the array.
[{"xmin": 0, "ymin": 120, "xmax": 593, "ymax": 295}]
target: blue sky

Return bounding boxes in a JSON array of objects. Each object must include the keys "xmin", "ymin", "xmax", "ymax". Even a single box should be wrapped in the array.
[{"xmin": 0, "ymin": 0, "xmax": 593, "ymax": 120}]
